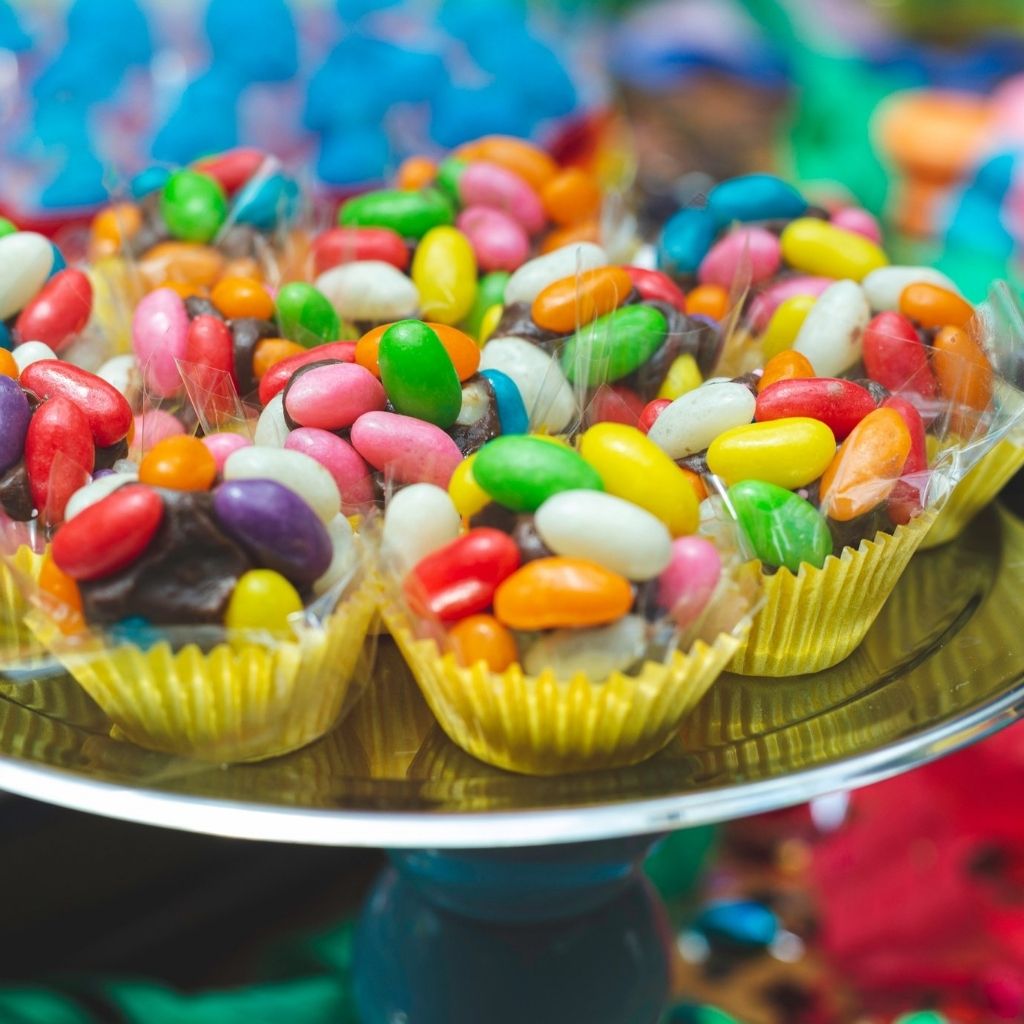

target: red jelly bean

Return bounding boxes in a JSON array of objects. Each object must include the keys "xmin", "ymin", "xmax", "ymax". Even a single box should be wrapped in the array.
[
  {"xmin": 312, "ymin": 227, "xmax": 410, "ymax": 275},
  {"xmin": 52, "ymin": 485, "xmax": 164, "ymax": 581},
  {"xmin": 14, "ymin": 269, "xmax": 93, "ymax": 352},
  {"xmin": 882, "ymin": 395, "xmax": 928, "ymax": 525},
  {"xmin": 588, "ymin": 384, "xmax": 644, "ymax": 428},
  {"xmin": 638, "ymin": 399, "xmax": 671, "ymax": 434},
  {"xmin": 622, "ymin": 266, "xmax": 687, "ymax": 312},
  {"xmin": 404, "ymin": 528, "xmax": 521, "ymax": 622},
  {"xmin": 862, "ymin": 311, "xmax": 937, "ymax": 399},
  {"xmin": 20, "ymin": 361, "xmax": 133, "ymax": 448},
  {"xmin": 257, "ymin": 341, "xmax": 358, "ymax": 406},
  {"xmin": 192, "ymin": 148, "xmax": 266, "ymax": 195},
  {"xmin": 755, "ymin": 377, "xmax": 876, "ymax": 441},
  {"xmin": 184, "ymin": 314, "xmax": 238, "ymax": 417},
  {"xmin": 25, "ymin": 396, "xmax": 95, "ymax": 521}
]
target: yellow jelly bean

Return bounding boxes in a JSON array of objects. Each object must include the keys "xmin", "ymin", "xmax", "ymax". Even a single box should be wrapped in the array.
[
  {"xmin": 657, "ymin": 353, "xmax": 703, "ymax": 400},
  {"xmin": 779, "ymin": 218, "xmax": 888, "ymax": 281},
  {"xmin": 225, "ymin": 569, "xmax": 303, "ymax": 632},
  {"xmin": 411, "ymin": 226, "xmax": 478, "ymax": 325},
  {"xmin": 479, "ymin": 303, "xmax": 503, "ymax": 344},
  {"xmin": 760, "ymin": 294, "xmax": 816, "ymax": 360},
  {"xmin": 449, "ymin": 454, "xmax": 491, "ymax": 519},
  {"xmin": 707, "ymin": 417, "xmax": 836, "ymax": 490},
  {"xmin": 578, "ymin": 422, "xmax": 698, "ymax": 536}
]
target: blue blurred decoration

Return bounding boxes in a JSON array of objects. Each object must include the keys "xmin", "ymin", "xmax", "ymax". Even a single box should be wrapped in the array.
[
  {"xmin": 152, "ymin": 69, "xmax": 243, "ymax": 165},
  {"xmin": 317, "ymin": 126, "xmax": 392, "ymax": 186},
  {"xmin": 336, "ymin": 0, "xmax": 402, "ymax": 20},
  {"xmin": 206, "ymin": 0, "xmax": 298, "ymax": 82},
  {"xmin": 0, "ymin": 0, "xmax": 30, "ymax": 52},
  {"xmin": 41, "ymin": 151, "xmax": 109, "ymax": 209}
]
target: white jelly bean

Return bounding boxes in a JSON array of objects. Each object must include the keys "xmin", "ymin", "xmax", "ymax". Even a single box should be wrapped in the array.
[
  {"xmin": 315, "ymin": 260, "xmax": 419, "ymax": 323},
  {"xmin": 224, "ymin": 446, "xmax": 341, "ymax": 523},
  {"xmin": 96, "ymin": 354, "xmax": 140, "ymax": 400},
  {"xmin": 792, "ymin": 279, "xmax": 870, "ymax": 378},
  {"xmin": 479, "ymin": 336, "xmax": 576, "ymax": 433},
  {"xmin": 647, "ymin": 381, "xmax": 756, "ymax": 460},
  {"xmin": 862, "ymin": 265, "xmax": 960, "ymax": 312},
  {"xmin": 13, "ymin": 340, "xmax": 58, "ymax": 373},
  {"xmin": 383, "ymin": 483, "xmax": 461, "ymax": 575},
  {"xmin": 503, "ymin": 242, "xmax": 607, "ymax": 306},
  {"xmin": 524, "ymin": 616, "xmax": 647, "ymax": 679},
  {"xmin": 313, "ymin": 514, "xmax": 357, "ymax": 597},
  {"xmin": 65, "ymin": 473, "xmax": 135, "ymax": 520},
  {"xmin": 254, "ymin": 393, "xmax": 289, "ymax": 447},
  {"xmin": 0, "ymin": 232, "xmax": 53, "ymax": 319}
]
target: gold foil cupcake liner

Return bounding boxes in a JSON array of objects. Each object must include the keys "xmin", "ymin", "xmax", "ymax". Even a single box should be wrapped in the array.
[
  {"xmin": 382, "ymin": 605, "xmax": 746, "ymax": 776},
  {"xmin": 728, "ymin": 511, "xmax": 936, "ymax": 678},
  {"xmin": 0, "ymin": 546, "xmax": 51, "ymax": 672}
]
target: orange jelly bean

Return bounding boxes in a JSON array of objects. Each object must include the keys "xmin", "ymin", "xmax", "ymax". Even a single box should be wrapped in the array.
[
  {"xmin": 685, "ymin": 284, "xmax": 730, "ymax": 321},
  {"xmin": 0, "ymin": 349, "xmax": 18, "ymax": 379},
  {"xmin": 253, "ymin": 338, "xmax": 306, "ymax": 379},
  {"xmin": 758, "ymin": 350, "xmax": 815, "ymax": 393},
  {"xmin": 163, "ymin": 281, "xmax": 206, "ymax": 300},
  {"xmin": 90, "ymin": 202, "xmax": 142, "ymax": 257},
  {"xmin": 899, "ymin": 283, "xmax": 974, "ymax": 330},
  {"xmin": 679, "ymin": 466, "xmax": 708, "ymax": 502},
  {"xmin": 39, "ymin": 552, "xmax": 84, "ymax": 633},
  {"xmin": 819, "ymin": 408, "xmax": 911, "ymax": 522},
  {"xmin": 933, "ymin": 324, "xmax": 993, "ymax": 434},
  {"xmin": 457, "ymin": 135, "xmax": 558, "ymax": 191},
  {"xmin": 531, "ymin": 266, "xmax": 633, "ymax": 334},
  {"xmin": 541, "ymin": 168, "xmax": 602, "ymax": 226},
  {"xmin": 139, "ymin": 242, "xmax": 225, "ymax": 290},
  {"xmin": 138, "ymin": 435, "xmax": 217, "ymax": 491},
  {"xmin": 397, "ymin": 155, "xmax": 438, "ymax": 191},
  {"xmin": 493, "ymin": 557, "xmax": 633, "ymax": 631},
  {"xmin": 211, "ymin": 275, "xmax": 275, "ymax": 320},
  {"xmin": 220, "ymin": 257, "xmax": 263, "ymax": 282},
  {"xmin": 541, "ymin": 219, "xmax": 599, "ymax": 254},
  {"xmin": 448, "ymin": 613, "xmax": 519, "ymax": 671},
  {"xmin": 356, "ymin": 321, "xmax": 479, "ymax": 380}
]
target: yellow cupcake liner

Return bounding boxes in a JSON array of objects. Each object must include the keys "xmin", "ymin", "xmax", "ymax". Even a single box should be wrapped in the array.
[
  {"xmin": 728, "ymin": 511, "xmax": 936, "ymax": 678},
  {"xmin": 382, "ymin": 604, "xmax": 747, "ymax": 776},
  {"xmin": 32, "ymin": 577, "xmax": 379, "ymax": 764},
  {"xmin": 921, "ymin": 438, "xmax": 1024, "ymax": 549},
  {"xmin": 0, "ymin": 546, "xmax": 50, "ymax": 672}
]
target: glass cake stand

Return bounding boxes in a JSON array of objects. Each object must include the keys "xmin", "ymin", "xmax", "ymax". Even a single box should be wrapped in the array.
[{"xmin": 3, "ymin": 503, "xmax": 1024, "ymax": 1023}]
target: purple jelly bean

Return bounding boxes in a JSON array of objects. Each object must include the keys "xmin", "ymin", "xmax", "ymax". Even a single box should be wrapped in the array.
[{"xmin": 0, "ymin": 376, "xmax": 30, "ymax": 473}]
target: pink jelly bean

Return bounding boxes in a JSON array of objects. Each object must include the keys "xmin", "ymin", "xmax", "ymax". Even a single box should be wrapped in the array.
[
  {"xmin": 657, "ymin": 536, "xmax": 722, "ymax": 629},
  {"xmin": 285, "ymin": 427, "xmax": 375, "ymax": 512},
  {"xmin": 202, "ymin": 432, "xmax": 252, "ymax": 472},
  {"xmin": 131, "ymin": 288, "xmax": 189, "ymax": 398},
  {"xmin": 459, "ymin": 161, "xmax": 546, "ymax": 235},
  {"xmin": 831, "ymin": 207, "xmax": 883, "ymax": 245},
  {"xmin": 283, "ymin": 362, "xmax": 386, "ymax": 431},
  {"xmin": 698, "ymin": 227, "xmax": 781, "ymax": 288},
  {"xmin": 130, "ymin": 409, "xmax": 185, "ymax": 458},
  {"xmin": 350, "ymin": 411, "xmax": 463, "ymax": 488},
  {"xmin": 456, "ymin": 206, "xmax": 531, "ymax": 273},
  {"xmin": 747, "ymin": 276, "xmax": 832, "ymax": 333}
]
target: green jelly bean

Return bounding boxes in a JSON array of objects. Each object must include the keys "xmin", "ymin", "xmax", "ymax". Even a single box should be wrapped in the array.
[
  {"xmin": 338, "ymin": 188, "xmax": 454, "ymax": 240},
  {"xmin": 473, "ymin": 435, "xmax": 604, "ymax": 512},
  {"xmin": 728, "ymin": 479, "xmax": 831, "ymax": 574},
  {"xmin": 379, "ymin": 319, "xmax": 462, "ymax": 429},
  {"xmin": 0, "ymin": 218, "xmax": 17, "ymax": 239},
  {"xmin": 435, "ymin": 157, "xmax": 468, "ymax": 201},
  {"xmin": 561, "ymin": 305, "xmax": 668, "ymax": 387},
  {"xmin": 159, "ymin": 170, "xmax": 228, "ymax": 244},
  {"xmin": 463, "ymin": 270, "xmax": 509, "ymax": 337},
  {"xmin": 276, "ymin": 282, "xmax": 340, "ymax": 348}
]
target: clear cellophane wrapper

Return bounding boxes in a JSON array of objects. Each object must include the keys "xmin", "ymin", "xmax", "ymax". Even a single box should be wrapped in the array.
[{"xmin": 0, "ymin": 515, "xmax": 50, "ymax": 674}]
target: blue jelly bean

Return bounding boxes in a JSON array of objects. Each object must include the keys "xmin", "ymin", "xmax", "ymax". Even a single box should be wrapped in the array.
[
  {"xmin": 109, "ymin": 616, "xmax": 164, "ymax": 651},
  {"xmin": 694, "ymin": 900, "xmax": 778, "ymax": 948},
  {"xmin": 0, "ymin": 322, "xmax": 12, "ymax": 351},
  {"xmin": 47, "ymin": 244, "xmax": 66, "ymax": 279},
  {"xmin": 232, "ymin": 172, "xmax": 299, "ymax": 230},
  {"xmin": 706, "ymin": 174, "xmax": 807, "ymax": 225},
  {"xmin": 657, "ymin": 207, "xmax": 717, "ymax": 277},
  {"xmin": 481, "ymin": 369, "xmax": 528, "ymax": 435},
  {"xmin": 131, "ymin": 166, "xmax": 171, "ymax": 199}
]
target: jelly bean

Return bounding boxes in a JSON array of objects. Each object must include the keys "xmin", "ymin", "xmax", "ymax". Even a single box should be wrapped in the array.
[
  {"xmin": 706, "ymin": 174, "xmax": 807, "ymax": 224},
  {"xmin": 543, "ymin": 218, "xmax": 600, "ymax": 254},
  {"xmin": 685, "ymin": 284, "xmax": 729, "ymax": 322},
  {"xmin": 541, "ymin": 168, "xmax": 601, "ymax": 227},
  {"xmin": 139, "ymin": 435, "xmax": 217, "ymax": 492},
  {"xmin": 213, "ymin": 478, "xmax": 332, "ymax": 586},
  {"xmin": 657, "ymin": 353, "xmax": 702, "ymax": 401},
  {"xmin": 312, "ymin": 226, "xmax": 409, "ymax": 275},
  {"xmin": 211, "ymin": 276, "xmax": 274, "ymax": 321},
  {"xmin": 448, "ymin": 454, "xmax": 491, "ymax": 519},
  {"xmin": 792, "ymin": 280, "xmax": 870, "ymax": 378},
  {"xmin": 313, "ymin": 514, "xmax": 358, "ymax": 597},
  {"xmin": 831, "ymin": 207, "xmax": 882, "ymax": 244},
  {"xmin": 819, "ymin": 408, "xmax": 912, "ymax": 522},
  {"xmin": 285, "ymin": 361, "xmax": 386, "ymax": 430},
  {"xmin": 48, "ymin": 245, "xmax": 66, "ymax": 278},
  {"xmin": 13, "ymin": 341, "xmax": 57, "ymax": 373},
  {"xmin": 351, "ymin": 410, "xmax": 463, "ymax": 488},
  {"xmin": 138, "ymin": 242, "xmax": 225, "ymax": 291},
  {"xmin": 579, "ymin": 422, "xmax": 699, "ymax": 536},
  {"xmin": 52, "ymin": 485, "xmax": 163, "ymax": 581},
  {"xmin": 586, "ymin": 384, "xmax": 644, "ymax": 428},
  {"xmin": 657, "ymin": 536, "xmax": 722, "ymax": 628},
  {"xmin": 338, "ymin": 188, "xmax": 453, "ymax": 240},
  {"xmin": 383, "ymin": 482, "xmax": 462, "ymax": 575},
  {"xmin": 480, "ymin": 368, "xmax": 528, "ymax": 434},
  {"xmin": 257, "ymin": 341, "xmax": 356, "ymax": 405},
  {"xmin": 472, "ymin": 434, "xmax": 602, "ymax": 512},
  {"xmin": 449, "ymin": 614, "xmax": 518, "ymax": 671},
  {"xmin": 862, "ymin": 311, "xmax": 936, "ymax": 398},
  {"xmin": 624, "ymin": 266, "xmax": 687, "ymax": 312},
  {"xmin": 225, "ymin": 569, "xmax": 303, "ymax": 633},
  {"xmin": 459, "ymin": 161, "xmax": 546, "ymax": 234},
  {"xmin": 657, "ymin": 208, "xmax": 717, "ymax": 277},
  {"xmin": 696, "ymin": 900, "xmax": 779, "ymax": 947},
  {"xmin": 0, "ymin": 324, "xmax": 11, "ymax": 352},
  {"xmin": 478, "ymin": 337, "xmax": 577, "ymax": 433},
  {"xmin": 535, "ymin": 490, "xmax": 672, "ymax": 581},
  {"xmin": 531, "ymin": 266, "xmax": 633, "ymax": 334},
  {"xmin": 284, "ymin": 428, "xmax": 374, "ymax": 512},
  {"xmin": 747, "ymin": 276, "xmax": 831, "ymax": 333},
  {"xmin": 780, "ymin": 218, "xmax": 888, "ymax": 280},
  {"xmin": 253, "ymin": 338, "xmax": 306, "ymax": 380},
  {"xmin": 131, "ymin": 167, "xmax": 170, "ymax": 199},
  {"xmin": 193, "ymin": 148, "xmax": 265, "ymax": 195},
  {"xmin": 456, "ymin": 206, "xmax": 530, "ymax": 274},
  {"xmin": 729, "ymin": 479, "xmax": 831, "ymax": 572},
  {"xmin": 882, "ymin": 395, "xmax": 928, "ymax": 525},
  {"xmin": 562, "ymin": 304, "xmax": 667, "ymax": 386},
  {"xmin": 0, "ymin": 376, "xmax": 30, "ymax": 473},
  {"xmin": 275, "ymin": 281, "xmax": 341, "ymax": 348},
  {"xmin": 160, "ymin": 170, "xmax": 228, "ymax": 244},
  {"xmin": 202, "ymin": 432, "xmax": 251, "ymax": 473},
  {"xmin": 224, "ymin": 446, "xmax": 341, "ymax": 523},
  {"xmin": 755, "ymin": 377, "xmax": 875, "ymax": 441},
  {"xmin": 760, "ymin": 294, "xmax": 816, "ymax": 361},
  {"xmin": 758, "ymin": 350, "xmax": 814, "ymax": 392},
  {"xmin": 638, "ymin": 398, "xmax": 670, "ymax": 434},
  {"xmin": 231, "ymin": 172, "xmax": 299, "ymax": 230},
  {"xmin": 698, "ymin": 227, "xmax": 781, "ymax": 289},
  {"xmin": 456, "ymin": 136, "xmax": 558, "ymax": 192},
  {"xmin": 0, "ymin": 217, "xmax": 15, "ymax": 237},
  {"xmin": 20, "ymin": 361, "xmax": 133, "ymax": 447},
  {"xmin": 65, "ymin": 473, "xmax": 134, "ymax": 521},
  {"xmin": 396, "ymin": 155, "xmax": 438, "ymax": 192},
  {"xmin": 184, "ymin": 314, "xmax": 237, "ymax": 391},
  {"xmin": 25, "ymin": 397, "xmax": 95, "ymax": 520},
  {"xmin": 708, "ymin": 417, "xmax": 836, "ymax": 489},
  {"xmin": 411, "ymin": 226, "xmax": 477, "ymax": 325},
  {"xmin": 523, "ymin": 615, "xmax": 646, "ymax": 679},
  {"xmin": 0, "ymin": 232, "xmax": 53, "ymax": 319},
  {"xmin": 131, "ymin": 409, "xmax": 185, "ymax": 456},
  {"xmin": 479, "ymin": 304, "xmax": 503, "ymax": 343},
  {"xmin": 933, "ymin": 324, "xmax": 993, "ymax": 429},
  {"xmin": 899, "ymin": 282, "xmax": 975, "ymax": 330},
  {"xmin": 254, "ymin": 394, "xmax": 290, "ymax": 448},
  {"xmin": 356, "ymin": 321, "xmax": 479, "ymax": 381},
  {"xmin": 464, "ymin": 271, "xmax": 509, "ymax": 337},
  {"xmin": 494, "ymin": 557, "xmax": 633, "ymax": 631},
  {"xmin": 405, "ymin": 528, "xmax": 521, "ymax": 621},
  {"xmin": 504, "ymin": 242, "xmax": 607, "ymax": 306},
  {"xmin": 90, "ymin": 204, "xmax": 142, "ymax": 257},
  {"xmin": 862, "ymin": 265, "xmax": 958, "ymax": 312},
  {"xmin": 315, "ymin": 260, "xmax": 419, "ymax": 324},
  {"xmin": 379, "ymin": 320, "xmax": 462, "ymax": 429},
  {"xmin": 0, "ymin": 350, "xmax": 15, "ymax": 379},
  {"xmin": 647, "ymin": 381, "xmax": 756, "ymax": 460},
  {"xmin": 434, "ymin": 157, "xmax": 467, "ymax": 200},
  {"xmin": 14, "ymin": 269, "xmax": 92, "ymax": 352},
  {"xmin": 132, "ymin": 288, "xmax": 189, "ymax": 398}
]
